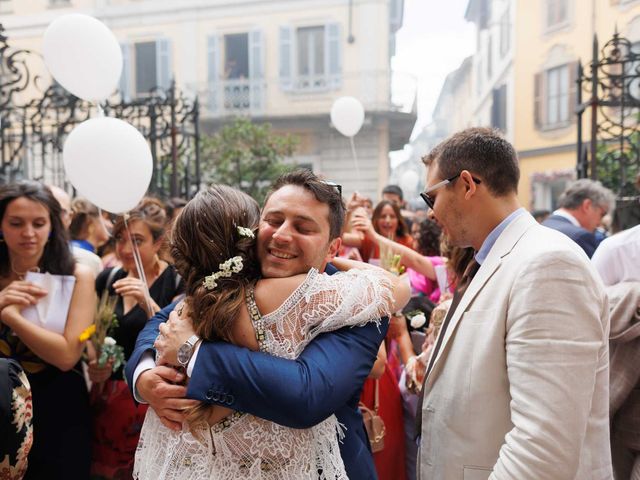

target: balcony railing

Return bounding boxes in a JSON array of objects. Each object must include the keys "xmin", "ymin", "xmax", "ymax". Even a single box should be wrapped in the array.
[
  {"xmin": 198, "ymin": 78, "xmax": 266, "ymax": 117},
  {"xmin": 187, "ymin": 70, "xmax": 409, "ymax": 120}
]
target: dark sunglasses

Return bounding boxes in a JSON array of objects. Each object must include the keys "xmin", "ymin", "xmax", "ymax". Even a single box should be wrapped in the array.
[{"xmin": 420, "ymin": 173, "xmax": 481, "ymax": 209}]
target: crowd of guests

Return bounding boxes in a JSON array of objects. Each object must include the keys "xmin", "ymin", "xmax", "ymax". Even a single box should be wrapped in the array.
[
  {"xmin": 0, "ymin": 185, "xmax": 187, "ymax": 479},
  {"xmin": 0, "ymin": 153, "xmax": 638, "ymax": 480}
]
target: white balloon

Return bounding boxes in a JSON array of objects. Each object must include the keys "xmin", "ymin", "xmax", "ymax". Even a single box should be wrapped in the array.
[
  {"xmin": 43, "ymin": 14, "xmax": 123, "ymax": 102},
  {"xmin": 330, "ymin": 96, "xmax": 365, "ymax": 137},
  {"xmin": 63, "ymin": 118, "xmax": 152, "ymax": 213},
  {"xmin": 399, "ymin": 170, "xmax": 420, "ymax": 195}
]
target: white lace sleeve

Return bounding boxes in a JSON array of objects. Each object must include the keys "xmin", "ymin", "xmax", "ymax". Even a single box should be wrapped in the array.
[{"xmin": 260, "ymin": 268, "xmax": 394, "ymax": 358}]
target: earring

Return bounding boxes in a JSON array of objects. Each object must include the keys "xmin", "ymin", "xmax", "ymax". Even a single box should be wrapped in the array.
[{"xmin": 0, "ymin": 231, "xmax": 4, "ymax": 243}]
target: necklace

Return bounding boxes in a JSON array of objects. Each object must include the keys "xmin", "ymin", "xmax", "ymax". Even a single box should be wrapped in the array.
[{"xmin": 11, "ymin": 262, "xmax": 40, "ymax": 280}]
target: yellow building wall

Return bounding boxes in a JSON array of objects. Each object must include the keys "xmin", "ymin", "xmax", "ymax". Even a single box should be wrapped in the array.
[
  {"xmin": 513, "ymin": 0, "xmax": 640, "ymax": 208},
  {"xmin": 519, "ymin": 151, "xmax": 576, "ymax": 209}
]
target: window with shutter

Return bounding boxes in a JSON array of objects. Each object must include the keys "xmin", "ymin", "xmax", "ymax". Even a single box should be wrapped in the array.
[
  {"xmin": 491, "ymin": 85, "xmax": 507, "ymax": 132},
  {"xmin": 326, "ymin": 23, "xmax": 342, "ymax": 89},
  {"xmin": 119, "ymin": 43, "xmax": 131, "ymax": 102},
  {"xmin": 128, "ymin": 39, "xmax": 172, "ymax": 98},
  {"xmin": 156, "ymin": 38, "xmax": 171, "ymax": 90},
  {"xmin": 545, "ymin": 64, "xmax": 569, "ymax": 127},
  {"xmin": 279, "ymin": 26, "xmax": 293, "ymax": 91},
  {"xmin": 249, "ymin": 30, "xmax": 264, "ymax": 110},
  {"xmin": 134, "ymin": 41, "xmax": 157, "ymax": 96},
  {"xmin": 223, "ymin": 33, "xmax": 250, "ymax": 111},
  {"xmin": 534, "ymin": 72, "xmax": 543, "ymax": 129},
  {"xmin": 535, "ymin": 62, "xmax": 574, "ymax": 130},
  {"xmin": 297, "ymin": 26, "xmax": 325, "ymax": 90},
  {"xmin": 499, "ymin": 7, "xmax": 510, "ymax": 58},
  {"xmin": 279, "ymin": 23, "xmax": 342, "ymax": 93},
  {"xmin": 207, "ymin": 34, "xmax": 220, "ymax": 112}
]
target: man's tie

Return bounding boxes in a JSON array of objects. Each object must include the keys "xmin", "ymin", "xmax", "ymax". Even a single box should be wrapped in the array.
[{"xmin": 414, "ymin": 259, "xmax": 480, "ymax": 438}]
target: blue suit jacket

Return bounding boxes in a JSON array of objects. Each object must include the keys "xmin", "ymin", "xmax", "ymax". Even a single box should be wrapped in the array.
[
  {"xmin": 541, "ymin": 214, "xmax": 600, "ymax": 258},
  {"xmin": 125, "ymin": 265, "xmax": 387, "ymax": 480}
]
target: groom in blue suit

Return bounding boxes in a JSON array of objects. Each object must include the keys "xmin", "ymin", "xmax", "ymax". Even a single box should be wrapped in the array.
[{"xmin": 125, "ymin": 170, "xmax": 387, "ymax": 479}]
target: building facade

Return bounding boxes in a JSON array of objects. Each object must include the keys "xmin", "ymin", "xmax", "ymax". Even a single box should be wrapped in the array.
[
  {"xmin": 1, "ymin": 0, "xmax": 414, "ymax": 200},
  {"xmin": 514, "ymin": 0, "xmax": 640, "ymax": 211},
  {"xmin": 418, "ymin": 0, "xmax": 640, "ymax": 211},
  {"xmin": 466, "ymin": 0, "xmax": 514, "ymax": 141}
]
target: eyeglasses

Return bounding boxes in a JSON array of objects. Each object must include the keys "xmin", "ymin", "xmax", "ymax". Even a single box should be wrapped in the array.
[
  {"xmin": 323, "ymin": 180, "xmax": 342, "ymax": 198},
  {"xmin": 420, "ymin": 173, "xmax": 481, "ymax": 209}
]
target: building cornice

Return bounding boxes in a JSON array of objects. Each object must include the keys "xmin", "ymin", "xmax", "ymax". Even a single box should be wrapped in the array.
[{"xmin": 3, "ymin": 0, "xmax": 385, "ymax": 37}]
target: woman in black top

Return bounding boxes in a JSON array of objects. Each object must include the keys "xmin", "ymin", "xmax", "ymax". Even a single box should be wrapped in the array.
[
  {"xmin": 89, "ymin": 197, "xmax": 184, "ymax": 480},
  {"xmin": 0, "ymin": 181, "xmax": 95, "ymax": 479}
]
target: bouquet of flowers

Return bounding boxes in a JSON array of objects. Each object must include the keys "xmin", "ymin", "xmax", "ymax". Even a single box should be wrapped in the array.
[
  {"xmin": 78, "ymin": 291, "xmax": 125, "ymax": 372},
  {"xmin": 379, "ymin": 241, "xmax": 405, "ymax": 276}
]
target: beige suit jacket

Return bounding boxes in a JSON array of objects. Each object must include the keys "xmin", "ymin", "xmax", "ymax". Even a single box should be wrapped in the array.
[{"xmin": 418, "ymin": 212, "xmax": 612, "ymax": 480}]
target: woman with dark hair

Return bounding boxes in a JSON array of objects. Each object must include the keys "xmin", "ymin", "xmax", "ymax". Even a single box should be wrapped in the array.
[
  {"xmin": 89, "ymin": 197, "xmax": 185, "ymax": 480},
  {"xmin": 0, "ymin": 180, "xmax": 95, "ymax": 479},
  {"xmin": 352, "ymin": 200, "xmax": 414, "ymax": 265},
  {"xmin": 134, "ymin": 184, "xmax": 410, "ymax": 480}
]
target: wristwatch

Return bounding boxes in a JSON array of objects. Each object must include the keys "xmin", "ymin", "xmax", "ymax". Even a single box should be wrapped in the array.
[{"xmin": 177, "ymin": 334, "xmax": 200, "ymax": 368}]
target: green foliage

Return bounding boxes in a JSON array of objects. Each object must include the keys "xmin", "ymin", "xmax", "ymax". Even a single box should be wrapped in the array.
[
  {"xmin": 596, "ymin": 141, "xmax": 640, "ymax": 195},
  {"xmin": 201, "ymin": 117, "xmax": 299, "ymax": 203}
]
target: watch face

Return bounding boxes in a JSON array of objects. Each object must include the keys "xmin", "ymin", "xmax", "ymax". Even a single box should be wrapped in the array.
[{"xmin": 177, "ymin": 344, "xmax": 191, "ymax": 366}]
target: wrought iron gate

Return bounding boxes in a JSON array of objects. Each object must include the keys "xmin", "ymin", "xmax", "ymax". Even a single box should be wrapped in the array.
[
  {"xmin": 0, "ymin": 24, "xmax": 200, "ymax": 199},
  {"xmin": 576, "ymin": 30, "xmax": 640, "ymax": 230}
]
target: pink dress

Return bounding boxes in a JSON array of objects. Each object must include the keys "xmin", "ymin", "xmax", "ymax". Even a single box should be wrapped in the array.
[{"xmin": 407, "ymin": 255, "xmax": 446, "ymax": 303}]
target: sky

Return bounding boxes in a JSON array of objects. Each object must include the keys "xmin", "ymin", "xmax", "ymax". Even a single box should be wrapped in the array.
[{"xmin": 391, "ymin": 0, "xmax": 476, "ymax": 138}]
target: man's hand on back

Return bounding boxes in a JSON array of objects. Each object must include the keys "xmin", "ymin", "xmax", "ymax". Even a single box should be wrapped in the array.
[
  {"xmin": 135, "ymin": 366, "xmax": 198, "ymax": 431},
  {"xmin": 155, "ymin": 308, "xmax": 197, "ymax": 366}
]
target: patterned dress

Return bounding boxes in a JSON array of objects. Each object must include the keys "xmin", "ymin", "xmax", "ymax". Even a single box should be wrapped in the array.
[
  {"xmin": 134, "ymin": 268, "xmax": 393, "ymax": 480},
  {"xmin": 0, "ymin": 327, "xmax": 91, "ymax": 479}
]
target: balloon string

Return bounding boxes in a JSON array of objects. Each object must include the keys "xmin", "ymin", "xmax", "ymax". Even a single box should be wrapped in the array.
[
  {"xmin": 123, "ymin": 213, "xmax": 154, "ymax": 314},
  {"xmin": 349, "ymin": 136, "xmax": 360, "ymax": 182}
]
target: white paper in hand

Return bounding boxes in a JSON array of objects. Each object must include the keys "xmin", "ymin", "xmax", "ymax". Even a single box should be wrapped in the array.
[{"xmin": 21, "ymin": 272, "xmax": 76, "ymax": 334}]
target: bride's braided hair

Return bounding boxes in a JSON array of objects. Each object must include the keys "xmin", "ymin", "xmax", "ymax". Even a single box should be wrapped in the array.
[
  {"xmin": 171, "ymin": 185, "xmax": 261, "ymax": 343},
  {"xmin": 170, "ymin": 185, "xmax": 260, "ymax": 433}
]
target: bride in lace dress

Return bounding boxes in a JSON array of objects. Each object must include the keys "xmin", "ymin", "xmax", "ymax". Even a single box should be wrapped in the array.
[{"xmin": 133, "ymin": 184, "xmax": 410, "ymax": 480}]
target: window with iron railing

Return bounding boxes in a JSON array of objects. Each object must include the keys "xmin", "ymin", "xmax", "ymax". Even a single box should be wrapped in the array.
[
  {"xmin": 279, "ymin": 23, "xmax": 341, "ymax": 93},
  {"xmin": 206, "ymin": 30, "xmax": 264, "ymax": 115}
]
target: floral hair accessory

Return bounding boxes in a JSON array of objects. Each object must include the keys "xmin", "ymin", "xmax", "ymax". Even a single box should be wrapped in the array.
[
  {"xmin": 203, "ymin": 256, "xmax": 244, "ymax": 290},
  {"xmin": 237, "ymin": 226, "xmax": 255, "ymax": 239}
]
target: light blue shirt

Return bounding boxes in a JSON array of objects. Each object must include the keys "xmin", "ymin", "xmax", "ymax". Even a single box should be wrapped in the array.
[{"xmin": 475, "ymin": 208, "xmax": 527, "ymax": 265}]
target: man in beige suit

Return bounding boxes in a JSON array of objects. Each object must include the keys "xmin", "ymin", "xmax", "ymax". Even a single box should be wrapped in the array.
[{"xmin": 417, "ymin": 128, "xmax": 612, "ymax": 479}]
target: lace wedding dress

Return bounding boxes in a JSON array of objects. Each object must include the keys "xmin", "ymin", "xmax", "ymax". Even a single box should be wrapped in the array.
[{"xmin": 134, "ymin": 268, "xmax": 393, "ymax": 480}]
